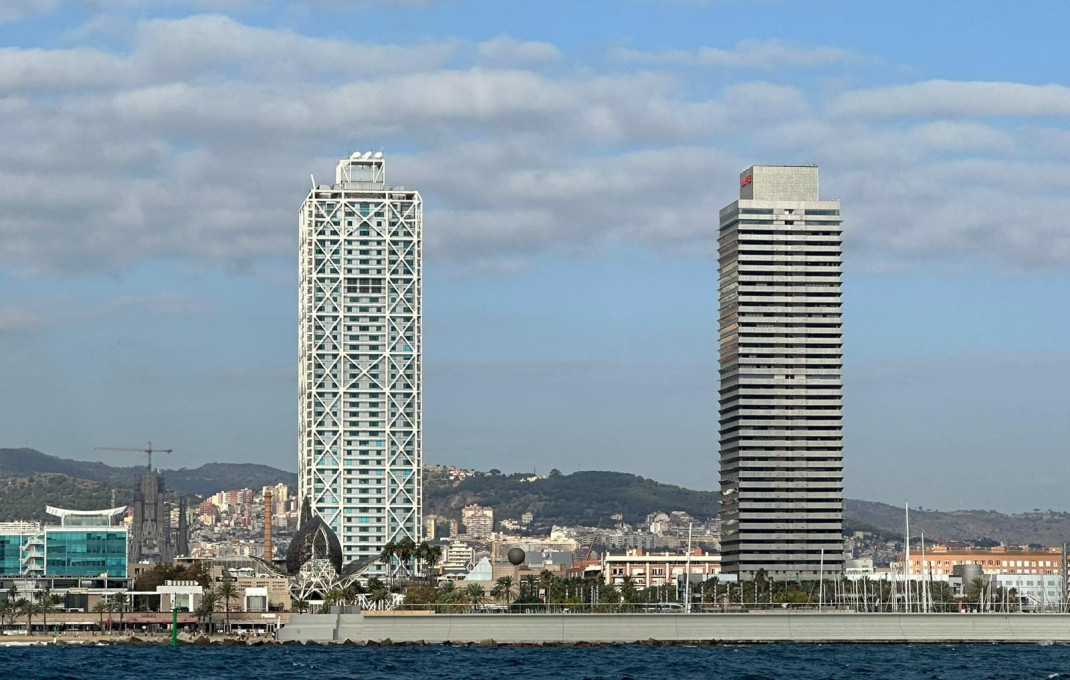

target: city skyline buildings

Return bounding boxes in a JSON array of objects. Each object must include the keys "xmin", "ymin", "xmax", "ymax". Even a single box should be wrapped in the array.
[
  {"xmin": 3, "ymin": 2, "xmax": 1069, "ymax": 514},
  {"xmin": 718, "ymin": 165, "xmax": 844, "ymax": 580},
  {"xmin": 297, "ymin": 152, "xmax": 423, "ymax": 576}
]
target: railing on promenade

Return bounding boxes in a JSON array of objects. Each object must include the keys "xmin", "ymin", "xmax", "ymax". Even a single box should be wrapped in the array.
[{"xmin": 376, "ymin": 601, "xmax": 1045, "ymax": 615}]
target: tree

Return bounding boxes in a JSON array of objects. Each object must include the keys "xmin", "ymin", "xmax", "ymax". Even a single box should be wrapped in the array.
[
  {"xmin": 539, "ymin": 570, "xmax": 556, "ymax": 601},
  {"xmin": 340, "ymin": 582, "xmax": 364, "ymax": 606},
  {"xmin": 395, "ymin": 538, "xmax": 417, "ymax": 579},
  {"xmin": 380, "ymin": 541, "xmax": 398, "ymax": 583},
  {"xmin": 368, "ymin": 579, "xmax": 391, "ymax": 610},
  {"xmin": 424, "ymin": 545, "xmax": 442, "ymax": 584},
  {"xmin": 195, "ymin": 590, "xmax": 218, "ymax": 634},
  {"xmin": 436, "ymin": 581, "xmax": 458, "ymax": 610},
  {"xmin": 415, "ymin": 541, "xmax": 442, "ymax": 581},
  {"xmin": 133, "ymin": 561, "xmax": 210, "ymax": 592},
  {"xmin": 965, "ymin": 577, "xmax": 986, "ymax": 610},
  {"xmin": 19, "ymin": 599, "xmax": 39, "ymax": 635},
  {"xmin": 463, "ymin": 583, "xmax": 486, "ymax": 611},
  {"xmin": 112, "ymin": 592, "xmax": 128, "ymax": 631},
  {"xmin": 35, "ymin": 588, "xmax": 58, "ymax": 633},
  {"xmin": 217, "ymin": 581, "xmax": 238, "ymax": 633},
  {"xmin": 92, "ymin": 600, "xmax": 109, "ymax": 633},
  {"xmin": 321, "ymin": 587, "xmax": 340, "ymax": 610},
  {"xmin": 491, "ymin": 576, "xmax": 517, "ymax": 604},
  {"xmin": 521, "ymin": 575, "xmax": 538, "ymax": 600},
  {"xmin": 291, "ymin": 598, "xmax": 310, "ymax": 614}
]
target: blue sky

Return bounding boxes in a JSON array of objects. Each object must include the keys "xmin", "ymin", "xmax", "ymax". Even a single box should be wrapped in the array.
[{"xmin": 1, "ymin": 0, "xmax": 1068, "ymax": 511}]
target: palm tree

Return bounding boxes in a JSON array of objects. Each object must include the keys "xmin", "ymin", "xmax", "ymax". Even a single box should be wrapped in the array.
[
  {"xmin": 19, "ymin": 599, "xmax": 39, "ymax": 635},
  {"xmin": 0, "ymin": 600, "xmax": 10, "ymax": 634},
  {"xmin": 436, "ymin": 581, "xmax": 457, "ymax": 610},
  {"xmin": 195, "ymin": 590, "xmax": 218, "ymax": 635},
  {"xmin": 491, "ymin": 576, "xmax": 516, "ymax": 604},
  {"xmin": 292, "ymin": 598, "xmax": 310, "ymax": 614},
  {"xmin": 521, "ymin": 575, "xmax": 538, "ymax": 600},
  {"xmin": 321, "ymin": 587, "xmax": 343, "ymax": 611},
  {"xmin": 702, "ymin": 577, "xmax": 720, "ymax": 605},
  {"xmin": 395, "ymin": 538, "xmax": 417, "ymax": 580},
  {"xmin": 380, "ymin": 541, "xmax": 398, "ymax": 583},
  {"xmin": 217, "ymin": 581, "xmax": 238, "ymax": 633},
  {"xmin": 426, "ymin": 545, "xmax": 443, "ymax": 583},
  {"xmin": 92, "ymin": 600, "xmax": 109, "ymax": 633},
  {"xmin": 463, "ymin": 583, "xmax": 486, "ymax": 611},
  {"xmin": 539, "ymin": 570, "xmax": 556, "ymax": 602},
  {"xmin": 113, "ymin": 592, "xmax": 128, "ymax": 631},
  {"xmin": 368, "ymin": 579, "xmax": 391, "ymax": 610},
  {"xmin": 35, "ymin": 588, "xmax": 58, "ymax": 634},
  {"xmin": 415, "ymin": 542, "xmax": 429, "ymax": 579},
  {"xmin": 965, "ymin": 577, "xmax": 986, "ymax": 610},
  {"xmin": 340, "ymin": 582, "xmax": 364, "ymax": 606}
]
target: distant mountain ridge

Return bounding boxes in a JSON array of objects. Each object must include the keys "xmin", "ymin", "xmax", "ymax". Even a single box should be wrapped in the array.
[
  {"xmin": 4, "ymin": 449, "xmax": 1070, "ymax": 547},
  {"xmin": 424, "ymin": 467, "xmax": 718, "ymax": 528},
  {"xmin": 0, "ymin": 448, "xmax": 297, "ymax": 497}
]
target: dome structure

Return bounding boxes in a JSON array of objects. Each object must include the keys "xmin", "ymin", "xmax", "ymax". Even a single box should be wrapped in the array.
[{"xmin": 285, "ymin": 498, "xmax": 344, "ymax": 576}]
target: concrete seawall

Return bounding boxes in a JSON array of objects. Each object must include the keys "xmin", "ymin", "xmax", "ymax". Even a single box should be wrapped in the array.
[{"xmin": 278, "ymin": 612, "xmax": 1070, "ymax": 644}]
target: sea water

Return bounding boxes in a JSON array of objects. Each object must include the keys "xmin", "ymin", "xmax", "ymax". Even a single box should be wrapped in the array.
[{"xmin": 2, "ymin": 643, "xmax": 1070, "ymax": 679}]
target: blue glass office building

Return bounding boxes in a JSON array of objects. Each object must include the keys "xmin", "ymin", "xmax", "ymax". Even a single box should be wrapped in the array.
[{"xmin": 0, "ymin": 507, "xmax": 128, "ymax": 578}]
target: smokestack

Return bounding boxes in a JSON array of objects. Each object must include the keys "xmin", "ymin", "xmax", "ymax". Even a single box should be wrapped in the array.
[{"xmin": 264, "ymin": 489, "xmax": 273, "ymax": 562}]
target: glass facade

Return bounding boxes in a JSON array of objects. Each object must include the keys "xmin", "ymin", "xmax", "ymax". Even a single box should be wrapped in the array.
[
  {"xmin": 44, "ymin": 530, "xmax": 127, "ymax": 578},
  {"xmin": 0, "ymin": 534, "xmax": 23, "ymax": 576},
  {"xmin": 0, "ymin": 528, "xmax": 127, "ymax": 578}
]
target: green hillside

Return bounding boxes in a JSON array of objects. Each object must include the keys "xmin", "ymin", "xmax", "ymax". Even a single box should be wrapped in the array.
[
  {"xmin": 0, "ymin": 448, "xmax": 296, "ymax": 497},
  {"xmin": 0, "ymin": 474, "xmax": 134, "ymax": 521},
  {"xmin": 424, "ymin": 467, "xmax": 718, "ymax": 527}
]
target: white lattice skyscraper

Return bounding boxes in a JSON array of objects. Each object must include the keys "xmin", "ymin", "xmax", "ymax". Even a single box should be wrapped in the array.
[{"xmin": 298, "ymin": 152, "xmax": 422, "ymax": 576}]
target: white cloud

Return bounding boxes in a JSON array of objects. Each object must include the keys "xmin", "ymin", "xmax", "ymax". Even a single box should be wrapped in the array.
[
  {"xmin": 831, "ymin": 80, "xmax": 1070, "ymax": 119},
  {"xmin": 133, "ymin": 14, "xmax": 457, "ymax": 80},
  {"xmin": 477, "ymin": 35, "xmax": 560, "ymax": 67},
  {"xmin": 0, "ymin": 47, "xmax": 132, "ymax": 90},
  {"xmin": 611, "ymin": 39, "xmax": 855, "ymax": 69},
  {"xmin": 1, "ymin": 12, "xmax": 1069, "ymax": 275},
  {"xmin": 0, "ymin": 0, "xmax": 61, "ymax": 22}
]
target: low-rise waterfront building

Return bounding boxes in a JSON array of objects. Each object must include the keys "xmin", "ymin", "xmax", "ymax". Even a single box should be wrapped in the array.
[
  {"xmin": 903, "ymin": 545, "xmax": 1067, "ymax": 578},
  {"xmin": 602, "ymin": 549, "xmax": 720, "ymax": 588}
]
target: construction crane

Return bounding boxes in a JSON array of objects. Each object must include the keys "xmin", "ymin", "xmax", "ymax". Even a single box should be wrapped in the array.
[{"xmin": 95, "ymin": 441, "xmax": 173, "ymax": 472}]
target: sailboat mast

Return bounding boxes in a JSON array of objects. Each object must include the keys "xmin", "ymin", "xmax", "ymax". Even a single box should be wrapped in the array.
[{"xmin": 904, "ymin": 501, "xmax": 911, "ymax": 613}]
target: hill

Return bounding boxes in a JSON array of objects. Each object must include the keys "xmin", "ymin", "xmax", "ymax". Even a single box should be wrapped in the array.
[
  {"xmin": 427, "ymin": 467, "xmax": 1070, "ymax": 547},
  {"xmin": 0, "ymin": 448, "xmax": 296, "ymax": 520},
  {"xmin": 0, "ymin": 474, "xmax": 134, "ymax": 522},
  {"xmin": 424, "ymin": 467, "xmax": 718, "ymax": 527},
  {"xmin": 5, "ymin": 449, "xmax": 1070, "ymax": 547},
  {"xmin": 845, "ymin": 499, "xmax": 1070, "ymax": 547}
]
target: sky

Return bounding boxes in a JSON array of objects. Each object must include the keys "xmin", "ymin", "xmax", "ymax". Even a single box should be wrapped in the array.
[{"xmin": 1, "ymin": 0, "xmax": 1068, "ymax": 512}]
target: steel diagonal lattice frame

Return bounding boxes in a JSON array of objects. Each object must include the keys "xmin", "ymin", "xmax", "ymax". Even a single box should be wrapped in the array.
[{"xmin": 298, "ymin": 154, "xmax": 422, "ymax": 579}]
